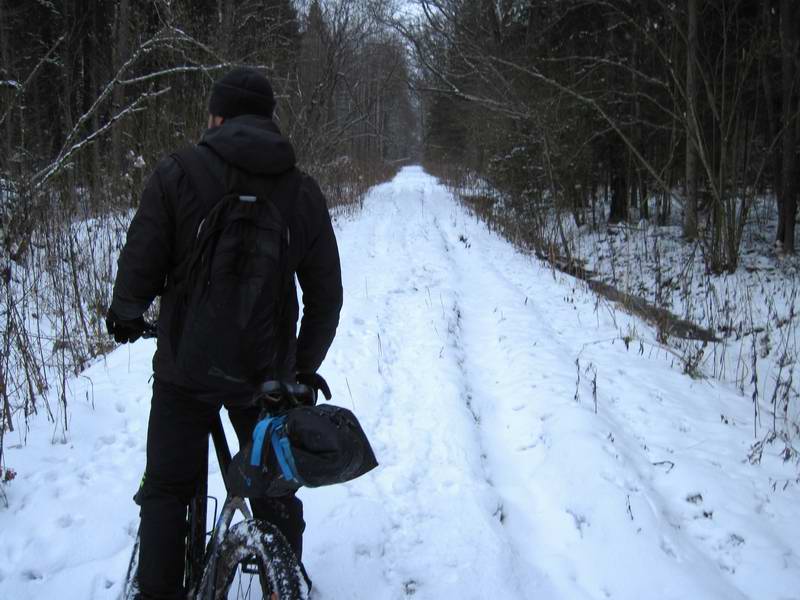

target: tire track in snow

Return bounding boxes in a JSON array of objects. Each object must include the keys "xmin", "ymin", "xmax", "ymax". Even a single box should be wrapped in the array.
[
  {"xmin": 362, "ymin": 181, "xmax": 532, "ymax": 599},
  {"xmin": 308, "ymin": 173, "xmax": 545, "ymax": 599},
  {"xmin": 424, "ymin": 183, "xmax": 756, "ymax": 599},
  {"xmin": 427, "ymin": 212, "xmax": 563, "ymax": 599}
]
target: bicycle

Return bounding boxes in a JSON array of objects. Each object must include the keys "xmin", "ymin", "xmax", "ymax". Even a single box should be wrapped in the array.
[{"xmin": 119, "ymin": 328, "xmax": 316, "ymax": 600}]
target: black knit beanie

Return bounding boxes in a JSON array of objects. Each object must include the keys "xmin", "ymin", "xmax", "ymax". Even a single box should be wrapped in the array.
[{"xmin": 208, "ymin": 67, "xmax": 275, "ymax": 119}]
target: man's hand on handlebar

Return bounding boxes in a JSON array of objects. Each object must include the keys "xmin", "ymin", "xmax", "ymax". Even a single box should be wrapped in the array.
[
  {"xmin": 105, "ymin": 309, "xmax": 152, "ymax": 344},
  {"xmin": 257, "ymin": 374, "xmax": 332, "ymax": 409},
  {"xmin": 296, "ymin": 372, "xmax": 332, "ymax": 402}
]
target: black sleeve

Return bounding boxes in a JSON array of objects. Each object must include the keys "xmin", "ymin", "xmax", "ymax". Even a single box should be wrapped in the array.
[
  {"xmin": 110, "ymin": 160, "xmax": 176, "ymax": 320},
  {"xmin": 295, "ymin": 177, "xmax": 343, "ymax": 373}
]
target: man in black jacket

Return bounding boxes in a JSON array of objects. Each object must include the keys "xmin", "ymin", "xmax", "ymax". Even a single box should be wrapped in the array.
[{"xmin": 107, "ymin": 68, "xmax": 343, "ymax": 599}]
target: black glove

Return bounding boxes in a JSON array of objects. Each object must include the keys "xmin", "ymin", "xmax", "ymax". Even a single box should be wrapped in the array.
[
  {"xmin": 105, "ymin": 308, "xmax": 147, "ymax": 344},
  {"xmin": 296, "ymin": 372, "xmax": 332, "ymax": 404}
]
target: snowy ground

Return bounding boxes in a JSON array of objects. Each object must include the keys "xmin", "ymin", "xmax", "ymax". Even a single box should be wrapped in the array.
[
  {"xmin": 456, "ymin": 174, "xmax": 799, "ymax": 438},
  {"xmin": 566, "ymin": 209, "xmax": 800, "ymax": 434},
  {"xmin": 2, "ymin": 166, "xmax": 799, "ymax": 600}
]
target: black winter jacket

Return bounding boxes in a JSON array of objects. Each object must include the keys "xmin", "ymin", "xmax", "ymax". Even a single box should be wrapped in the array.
[{"xmin": 111, "ymin": 115, "xmax": 343, "ymax": 397}]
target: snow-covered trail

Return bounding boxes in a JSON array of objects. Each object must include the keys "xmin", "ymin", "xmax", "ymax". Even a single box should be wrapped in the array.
[{"xmin": 2, "ymin": 167, "xmax": 799, "ymax": 600}]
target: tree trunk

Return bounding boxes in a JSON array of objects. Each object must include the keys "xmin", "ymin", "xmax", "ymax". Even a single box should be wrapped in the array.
[
  {"xmin": 218, "ymin": 0, "xmax": 235, "ymax": 56},
  {"xmin": 779, "ymin": 0, "xmax": 797, "ymax": 252},
  {"xmin": 112, "ymin": 0, "xmax": 130, "ymax": 172},
  {"xmin": 0, "ymin": 0, "xmax": 11, "ymax": 172},
  {"xmin": 87, "ymin": 4, "xmax": 101, "ymax": 208},
  {"xmin": 761, "ymin": 1, "xmax": 782, "ymax": 242},
  {"xmin": 609, "ymin": 144, "xmax": 628, "ymax": 224},
  {"xmin": 684, "ymin": 0, "xmax": 698, "ymax": 239}
]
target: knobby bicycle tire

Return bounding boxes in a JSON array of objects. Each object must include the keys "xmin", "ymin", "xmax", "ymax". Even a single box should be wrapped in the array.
[{"xmin": 208, "ymin": 518, "xmax": 309, "ymax": 600}]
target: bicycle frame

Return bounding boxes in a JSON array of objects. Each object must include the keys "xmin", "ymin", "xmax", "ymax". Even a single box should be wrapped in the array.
[
  {"xmin": 119, "ymin": 369, "xmax": 321, "ymax": 600},
  {"xmin": 189, "ymin": 414, "xmax": 257, "ymax": 599}
]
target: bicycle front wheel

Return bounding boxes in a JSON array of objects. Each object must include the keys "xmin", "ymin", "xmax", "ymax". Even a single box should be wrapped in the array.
[{"xmin": 212, "ymin": 518, "xmax": 309, "ymax": 600}]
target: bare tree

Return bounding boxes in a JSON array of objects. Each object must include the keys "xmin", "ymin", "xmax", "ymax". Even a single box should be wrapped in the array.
[
  {"xmin": 778, "ymin": 0, "xmax": 798, "ymax": 253},
  {"xmin": 684, "ymin": 0, "xmax": 699, "ymax": 240}
]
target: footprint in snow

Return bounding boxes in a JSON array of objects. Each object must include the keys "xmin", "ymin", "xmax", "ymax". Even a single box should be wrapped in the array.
[
  {"xmin": 403, "ymin": 579, "xmax": 418, "ymax": 596},
  {"xmin": 98, "ymin": 434, "xmax": 117, "ymax": 446},
  {"xmin": 77, "ymin": 469, "xmax": 94, "ymax": 486},
  {"xmin": 727, "ymin": 533, "xmax": 745, "ymax": 547},
  {"xmin": 56, "ymin": 514, "xmax": 74, "ymax": 528},
  {"xmin": 660, "ymin": 536, "xmax": 679, "ymax": 560},
  {"xmin": 715, "ymin": 536, "xmax": 745, "ymax": 574},
  {"xmin": 566, "ymin": 509, "xmax": 589, "ymax": 537},
  {"xmin": 601, "ymin": 441, "xmax": 620, "ymax": 461},
  {"xmin": 685, "ymin": 493, "xmax": 715, "ymax": 520}
]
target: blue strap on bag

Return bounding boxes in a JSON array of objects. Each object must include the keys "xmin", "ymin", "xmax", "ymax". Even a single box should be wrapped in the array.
[{"xmin": 249, "ymin": 415, "xmax": 304, "ymax": 485}]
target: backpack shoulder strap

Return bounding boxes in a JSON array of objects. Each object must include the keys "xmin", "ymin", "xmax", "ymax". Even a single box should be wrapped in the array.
[
  {"xmin": 276, "ymin": 168, "xmax": 303, "ymax": 231},
  {"xmin": 171, "ymin": 145, "xmax": 225, "ymax": 215},
  {"xmin": 270, "ymin": 169, "xmax": 304, "ymax": 380}
]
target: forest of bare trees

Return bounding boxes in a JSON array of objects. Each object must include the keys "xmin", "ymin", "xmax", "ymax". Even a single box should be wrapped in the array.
[{"xmin": 405, "ymin": 0, "xmax": 799, "ymax": 271}]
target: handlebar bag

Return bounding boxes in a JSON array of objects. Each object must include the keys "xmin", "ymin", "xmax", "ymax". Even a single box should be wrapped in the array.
[{"xmin": 228, "ymin": 404, "xmax": 378, "ymax": 498}]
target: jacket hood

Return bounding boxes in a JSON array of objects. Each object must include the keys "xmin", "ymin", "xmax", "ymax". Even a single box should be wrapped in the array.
[{"xmin": 201, "ymin": 115, "xmax": 296, "ymax": 175}]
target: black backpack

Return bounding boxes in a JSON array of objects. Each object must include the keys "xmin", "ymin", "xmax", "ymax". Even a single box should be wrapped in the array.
[{"xmin": 170, "ymin": 147, "xmax": 299, "ymax": 391}]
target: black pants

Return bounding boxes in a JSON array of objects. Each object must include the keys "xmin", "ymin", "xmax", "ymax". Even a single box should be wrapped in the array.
[{"xmin": 136, "ymin": 379, "xmax": 305, "ymax": 599}]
